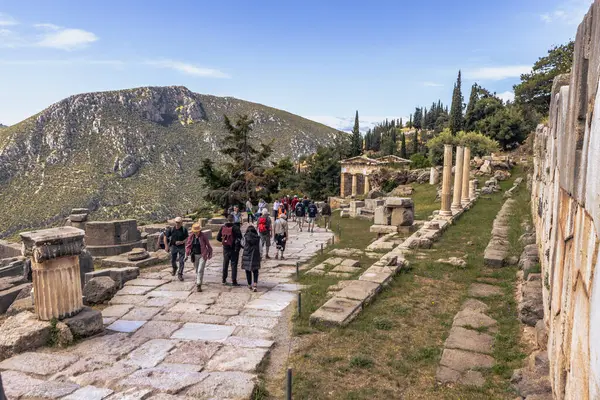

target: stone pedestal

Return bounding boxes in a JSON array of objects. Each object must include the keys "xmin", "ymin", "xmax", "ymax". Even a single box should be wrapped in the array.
[
  {"xmin": 385, "ymin": 198, "xmax": 414, "ymax": 227},
  {"xmin": 469, "ymin": 179, "xmax": 478, "ymax": 200},
  {"xmin": 20, "ymin": 227, "xmax": 85, "ymax": 321},
  {"xmin": 461, "ymin": 147, "xmax": 471, "ymax": 206},
  {"xmin": 85, "ymin": 220, "xmax": 143, "ymax": 258},
  {"xmin": 440, "ymin": 144, "xmax": 453, "ymax": 217},
  {"xmin": 452, "ymin": 146, "xmax": 464, "ymax": 211}
]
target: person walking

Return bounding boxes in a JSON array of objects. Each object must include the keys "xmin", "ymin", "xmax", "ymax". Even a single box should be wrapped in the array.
[
  {"xmin": 217, "ymin": 214, "xmax": 243, "ymax": 286},
  {"xmin": 185, "ymin": 223, "xmax": 213, "ymax": 292},
  {"xmin": 231, "ymin": 205, "xmax": 242, "ymax": 226},
  {"xmin": 291, "ymin": 195, "xmax": 299, "ymax": 222},
  {"xmin": 307, "ymin": 201, "xmax": 318, "ymax": 233},
  {"xmin": 246, "ymin": 199, "xmax": 255, "ymax": 223},
  {"xmin": 321, "ymin": 201, "xmax": 332, "ymax": 231},
  {"xmin": 295, "ymin": 199, "xmax": 306, "ymax": 232},
  {"xmin": 241, "ymin": 225, "xmax": 261, "ymax": 292},
  {"xmin": 274, "ymin": 214, "xmax": 288, "ymax": 260},
  {"xmin": 257, "ymin": 209, "xmax": 273, "ymax": 259},
  {"xmin": 164, "ymin": 217, "xmax": 189, "ymax": 281},
  {"xmin": 272, "ymin": 199, "xmax": 280, "ymax": 219}
]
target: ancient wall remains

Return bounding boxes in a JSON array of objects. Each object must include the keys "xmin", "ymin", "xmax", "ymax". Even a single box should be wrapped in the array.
[{"xmin": 531, "ymin": 2, "xmax": 600, "ymax": 398}]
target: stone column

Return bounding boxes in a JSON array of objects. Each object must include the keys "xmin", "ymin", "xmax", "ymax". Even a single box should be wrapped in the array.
[
  {"xmin": 20, "ymin": 227, "xmax": 85, "ymax": 321},
  {"xmin": 440, "ymin": 144, "xmax": 453, "ymax": 217},
  {"xmin": 469, "ymin": 179, "xmax": 477, "ymax": 200},
  {"xmin": 340, "ymin": 173, "xmax": 346, "ymax": 198},
  {"xmin": 364, "ymin": 174, "xmax": 370, "ymax": 195},
  {"xmin": 461, "ymin": 147, "xmax": 471, "ymax": 206},
  {"xmin": 351, "ymin": 174, "xmax": 357, "ymax": 197},
  {"xmin": 452, "ymin": 146, "xmax": 464, "ymax": 210}
]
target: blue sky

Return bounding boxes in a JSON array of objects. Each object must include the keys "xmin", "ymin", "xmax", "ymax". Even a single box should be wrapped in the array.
[{"xmin": 0, "ymin": 0, "xmax": 591, "ymax": 129}]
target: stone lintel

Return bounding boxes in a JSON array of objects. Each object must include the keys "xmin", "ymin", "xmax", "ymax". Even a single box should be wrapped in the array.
[{"xmin": 20, "ymin": 227, "xmax": 85, "ymax": 262}]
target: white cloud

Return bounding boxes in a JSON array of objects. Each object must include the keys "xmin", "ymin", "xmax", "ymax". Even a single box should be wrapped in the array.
[
  {"xmin": 34, "ymin": 23, "xmax": 61, "ymax": 31},
  {"xmin": 37, "ymin": 28, "xmax": 98, "ymax": 50},
  {"xmin": 497, "ymin": 91, "xmax": 515, "ymax": 103},
  {"xmin": 465, "ymin": 65, "xmax": 530, "ymax": 81},
  {"xmin": 145, "ymin": 60, "xmax": 230, "ymax": 78},
  {"xmin": 540, "ymin": 0, "xmax": 592, "ymax": 24},
  {"xmin": 423, "ymin": 81, "xmax": 444, "ymax": 87},
  {"xmin": 306, "ymin": 115, "xmax": 409, "ymax": 133},
  {"xmin": 0, "ymin": 59, "xmax": 124, "ymax": 66},
  {"xmin": 0, "ymin": 12, "xmax": 18, "ymax": 26}
]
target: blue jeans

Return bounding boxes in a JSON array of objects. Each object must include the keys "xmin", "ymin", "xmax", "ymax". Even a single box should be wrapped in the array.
[{"xmin": 170, "ymin": 246, "xmax": 185, "ymax": 276}]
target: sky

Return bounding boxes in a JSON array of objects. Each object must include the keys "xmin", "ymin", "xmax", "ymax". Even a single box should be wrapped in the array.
[{"xmin": 0, "ymin": 0, "xmax": 591, "ymax": 130}]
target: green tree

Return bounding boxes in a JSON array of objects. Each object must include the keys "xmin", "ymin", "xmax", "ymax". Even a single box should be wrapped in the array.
[
  {"xmin": 476, "ymin": 104, "xmax": 531, "ymax": 149},
  {"xmin": 413, "ymin": 107, "xmax": 423, "ymax": 130},
  {"xmin": 400, "ymin": 133, "xmax": 407, "ymax": 158},
  {"xmin": 449, "ymin": 70, "xmax": 464, "ymax": 135},
  {"xmin": 427, "ymin": 129, "xmax": 499, "ymax": 165},
  {"xmin": 412, "ymin": 130, "xmax": 419, "ymax": 155},
  {"xmin": 351, "ymin": 110, "xmax": 362, "ymax": 156},
  {"xmin": 199, "ymin": 114, "xmax": 272, "ymax": 209},
  {"xmin": 464, "ymin": 83, "xmax": 479, "ymax": 131},
  {"xmin": 514, "ymin": 41, "xmax": 574, "ymax": 116}
]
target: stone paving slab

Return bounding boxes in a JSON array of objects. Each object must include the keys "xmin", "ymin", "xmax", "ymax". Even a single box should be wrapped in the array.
[
  {"xmin": 146, "ymin": 290, "xmax": 190, "ymax": 300},
  {"xmin": 123, "ymin": 339, "xmax": 176, "ymax": 368},
  {"xmin": 358, "ymin": 267, "xmax": 394, "ymax": 285},
  {"xmin": 109, "ymin": 295, "xmax": 148, "ymax": 305},
  {"xmin": 232, "ymin": 326, "xmax": 274, "ymax": 340},
  {"xmin": 132, "ymin": 320, "xmax": 182, "ymax": 339},
  {"xmin": 468, "ymin": 283, "xmax": 503, "ymax": 298},
  {"xmin": 184, "ymin": 371, "xmax": 257, "ymax": 399},
  {"xmin": 0, "ymin": 351, "xmax": 79, "ymax": 376},
  {"xmin": 453, "ymin": 308, "xmax": 498, "ymax": 330},
  {"xmin": 331, "ymin": 264, "xmax": 362, "ymax": 273},
  {"xmin": 115, "ymin": 285, "xmax": 154, "ymax": 296},
  {"xmin": 444, "ymin": 326, "xmax": 494, "ymax": 354},
  {"xmin": 70, "ymin": 333, "xmax": 149, "ymax": 357},
  {"xmin": 106, "ymin": 320, "xmax": 146, "ymax": 333},
  {"xmin": 164, "ymin": 341, "xmax": 221, "ymax": 366},
  {"xmin": 461, "ymin": 298, "xmax": 490, "ymax": 313},
  {"xmin": 1, "ymin": 370, "xmax": 46, "ymax": 398},
  {"xmin": 102, "ymin": 304, "xmax": 135, "ymax": 319},
  {"xmin": 63, "ymin": 386, "xmax": 114, "ymax": 400},
  {"xmin": 205, "ymin": 346, "xmax": 269, "ymax": 372},
  {"xmin": 168, "ymin": 302, "xmax": 210, "ymax": 314},
  {"xmin": 105, "ymin": 387, "xmax": 154, "ymax": 400},
  {"xmin": 70, "ymin": 363, "xmax": 140, "ymax": 387},
  {"xmin": 171, "ymin": 323, "xmax": 235, "ymax": 342},
  {"xmin": 23, "ymin": 379, "xmax": 81, "ymax": 398},
  {"xmin": 309, "ymin": 297, "xmax": 362, "ymax": 327},
  {"xmin": 439, "ymin": 348, "xmax": 495, "ymax": 372},
  {"xmin": 121, "ymin": 307, "xmax": 162, "ymax": 321},
  {"xmin": 336, "ymin": 280, "xmax": 381, "ymax": 303},
  {"xmin": 224, "ymin": 336, "xmax": 275, "ymax": 348},
  {"xmin": 125, "ymin": 278, "xmax": 168, "ymax": 287},
  {"xmin": 117, "ymin": 367, "xmax": 208, "ymax": 394},
  {"xmin": 226, "ymin": 315, "xmax": 279, "ymax": 329}
]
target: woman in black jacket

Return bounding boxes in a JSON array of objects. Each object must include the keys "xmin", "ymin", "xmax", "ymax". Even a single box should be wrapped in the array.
[{"xmin": 241, "ymin": 225, "xmax": 262, "ymax": 292}]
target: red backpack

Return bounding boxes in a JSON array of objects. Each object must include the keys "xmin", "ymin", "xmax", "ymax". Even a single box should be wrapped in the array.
[
  {"xmin": 258, "ymin": 216, "xmax": 268, "ymax": 233},
  {"xmin": 221, "ymin": 225, "xmax": 234, "ymax": 246}
]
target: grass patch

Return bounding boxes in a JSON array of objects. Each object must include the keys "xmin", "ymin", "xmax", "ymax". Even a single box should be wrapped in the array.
[
  {"xmin": 289, "ymin": 167, "xmax": 530, "ymax": 399},
  {"xmin": 410, "ymin": 183, "xmax": 440, "ymax": 220}
]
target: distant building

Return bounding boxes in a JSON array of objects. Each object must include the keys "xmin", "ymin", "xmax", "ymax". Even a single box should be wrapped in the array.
[{"xmin": 339, "ymin": 155, "xmax": 411, "ymax": 197}]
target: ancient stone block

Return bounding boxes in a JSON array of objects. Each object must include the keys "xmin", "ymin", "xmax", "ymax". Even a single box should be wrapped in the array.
[
  {"xmin": 309, "ymin": 297, "xmax": 362, "ymax": 327},
  {"xmin": 63, "ymin": 306, "xmax": 103, "ymax": 338},
  {"xmin": 83, "ymin": 276, "xmax": 118, "ymax": 305}
]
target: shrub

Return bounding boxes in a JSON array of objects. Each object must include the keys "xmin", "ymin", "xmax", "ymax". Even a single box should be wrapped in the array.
[
  {"xmin": 350, "ymin": 355, "xmax": 374, "ymax": 368},
  {"xmin": 381, "ymin": 179, "xmax": 399, "ymax": 193},
  {"xmin": 409, "ymin": 153, "xmax": 431, "ymax": 169},
  {"xmin": 427, "ymin": 129, "xmax": 500, "ymax": 166},
  {"xmin": 374, "ymin": 317, "xmax": 393, "ymax": 330}
]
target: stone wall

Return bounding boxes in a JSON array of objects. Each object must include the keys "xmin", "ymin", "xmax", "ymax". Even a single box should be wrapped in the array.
[{"xmin": 531, "ymin": 3, "xmax": 600, "ymax": 398}]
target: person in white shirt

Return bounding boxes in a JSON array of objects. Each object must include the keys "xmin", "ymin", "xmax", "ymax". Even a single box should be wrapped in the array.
[{"xmin": 272, "ymin": 199, "xmax": 280, "ymax": 219}]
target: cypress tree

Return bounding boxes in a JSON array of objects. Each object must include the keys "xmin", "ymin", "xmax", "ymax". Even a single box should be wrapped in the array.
[
  {"xmin": 412, "ymin": 130, "xmax": 419, "ymax": 155},
  {"xmin": 449, "ymin": 70, "xmax": 464, "ymax": 135},
  {"xmin": 351, "ymin": 110, "xmax": 362, "ymax": 156},
  {"xmin": 400, "ymin": 132, "xmax": 407, "ymax": 158},
  {"xmin": 399, "ymin": 117, "xmax": 403, "ymax": 128},
  {"xmin": 464, "ymin": 83, "xmax": 479, "ymax": 131},
  {"xmin": 413, "ymin": 108, "xmax": 422, "ymax": 130}
]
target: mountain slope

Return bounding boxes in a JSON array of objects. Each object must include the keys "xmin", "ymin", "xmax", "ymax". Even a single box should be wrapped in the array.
[{"xmin": 0, "ymin": 86, "xmax": 342, "ymax": 237}]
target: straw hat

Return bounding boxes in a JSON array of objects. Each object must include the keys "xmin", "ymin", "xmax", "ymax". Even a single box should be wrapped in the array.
[{"xmin": 191, "ymin": 223, "xmax": 201, "ymax": 233}]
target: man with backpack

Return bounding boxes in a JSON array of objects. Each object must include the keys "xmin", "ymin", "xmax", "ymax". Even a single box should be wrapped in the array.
[
  {"xmin": 307, "ymin": 201, "xmax": 319, "ymax": 233},
  {"xmin": 321, "ymin": 201, "xmax": 332, "ymax": 231},
  {"xmin": 164, "ymin": 217, "xmax": 189, "ymax": 281},
  {"xmin": 272, "ymin": 199, "xmax": 280, "ymax": 219},
  {"xmin": 185, "ymin": 223, "xmax": 213, "ymax": 292},
  {"xmin": 274, "ymin": 214, "xmax": 288, "ymax": 260},
  {"xmin": 295, "ymin": 200, "xmax": 306, "ymax": 232},
  {"xmin": 257, "ymin": 209, "xmax": 273, "ymax": 259},
  {"xmin": 217, "ymin": 214, "xmax": 243, "ymax": 286},
  {"xmin": 291, "ymin": 195, "xmax": 299, "ymax": 222}
]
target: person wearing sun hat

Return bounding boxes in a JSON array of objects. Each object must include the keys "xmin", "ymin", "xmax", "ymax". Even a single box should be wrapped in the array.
[
  {"xmin": 165, "ymin": 216, "xmax": 189, "ymax": 281},
  {"xmin": 185, "ymin": 223, "xmax": 213, "ymax": 292}
]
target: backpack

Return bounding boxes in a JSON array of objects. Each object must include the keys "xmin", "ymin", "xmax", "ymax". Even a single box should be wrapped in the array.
[
  {"xmin": 221, "ymin": 225, "xmax": 234, "ymax": 247},
  {"xmin": 295, "ymin": 203, "xmax": 304, "ymax": 216},
  {"xmin": 258, "ymin": 216, "xmax": 268, "ymax": 233}
]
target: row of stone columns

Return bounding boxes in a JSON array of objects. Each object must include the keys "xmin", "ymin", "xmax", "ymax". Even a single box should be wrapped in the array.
[
  {"xmin": 440, "ymin": 144, "xmax": 472, "ymax": 217},
  {"xmin": 340, "ymin": 173, "xmax": 370, "ymax": 197}
]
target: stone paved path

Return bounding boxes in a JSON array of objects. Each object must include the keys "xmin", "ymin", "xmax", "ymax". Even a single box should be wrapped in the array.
[
  {"xmin": 0, "ymin": 224, "xmax": 333, "ymax": 399},
  {"xmin": 435, "ymin": 280, "xmax": 502, "ymax": 387}
]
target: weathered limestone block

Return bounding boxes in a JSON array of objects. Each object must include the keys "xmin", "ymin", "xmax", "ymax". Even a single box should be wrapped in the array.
[
  {"xmin": 85, "ymin": 267, "xmax": 140, "ymax": 289},
  {"xmin": 391, "ymin": 207, "xmax": 414, "ymax": 227},
  {"xmin": 429, "ymin": 167, "xmax": 440, "ymax": 185},
  {"xmin": 309, "ymin": 297, "xmax": 362, "ymax": 327},
  {"xmin": 85, "ymin": 220, "xmax": 143, "ymax": 258},
  {"xmin": 0, "ymin": 311, "xmax": 51, "ymax": 360},
  {"xmin": 20, "ymin": 227, "xmax": 85, "ymax": 321},
  {"xmin": 83, "ymin": 276, "xmax": 118, "ymax": 305},
  {"xmin": 373, "ymin": 206, "xmax": 389, "ymax": 225},
  {"xmin": 63, "ymin": 306, "xmax": 103, "ymax": 338},
  {"xmin": 519, "ymin": 280, "xmax": 543, "ymax": 327}
]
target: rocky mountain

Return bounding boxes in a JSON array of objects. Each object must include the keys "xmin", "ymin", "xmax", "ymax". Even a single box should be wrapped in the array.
[
  {"xmin": 0, "ymin": 124, "xmax": 6, "ymax": 129},
  {"xmin": 0, "ymin": 86, "xmax": 343, "ymax": 237}
]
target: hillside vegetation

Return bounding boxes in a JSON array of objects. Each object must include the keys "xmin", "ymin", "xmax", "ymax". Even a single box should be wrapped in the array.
[{"xmin": 0, "ymin": 86, "xmax": 342, "ymax": 237}]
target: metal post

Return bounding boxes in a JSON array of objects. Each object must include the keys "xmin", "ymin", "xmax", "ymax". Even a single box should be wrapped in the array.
[
  {"xmin": 296, "ymin": 262, "xmax": 299, "ymax": 279},
  {"xmin": 321, "ymin": 243, "xmax": 324, "ymax": 255},
  {"xmin": 332, "ymin": 235, "xmax": 335, "ymax": 245},
  {"xmin": 286, "ymin": 367, "xmax": 293, "ymax": 400},
  {"xmin": 297, "ymin": 292, "xmax": 302, "ymax": 316}
]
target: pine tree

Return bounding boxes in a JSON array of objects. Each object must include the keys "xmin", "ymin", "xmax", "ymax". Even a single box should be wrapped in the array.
[
  {"xmin": 400, "ymin": 132, "xmax": 407, "ymax": 158},
  {"xmin": 449, "ymin": 70, "xmax": 464, "ymax": 135},
  {"xmin": 413, "ymin": 108, "xmax": 423, "ymax": 130},
  {"xmin": 351, "ymin": 110, "xmax": 362, "ymax": 156},
  {"xmin": 464, "ymin": 83, "xmax": 479, "ymax": 131}
]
